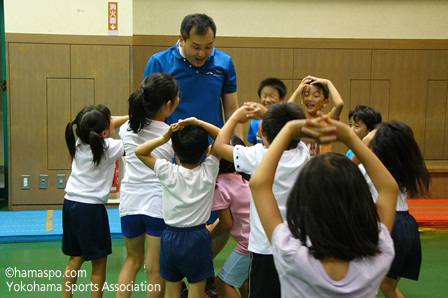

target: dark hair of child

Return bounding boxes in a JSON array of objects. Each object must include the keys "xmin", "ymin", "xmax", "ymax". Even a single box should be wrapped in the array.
[
  {"xmin": 348, "ymin": 105, "xmax": 382, "ymax": 131},
  {"xmin": 171, "ymin": 125, "xmax": 209, "ymax": 164},
  {"xmin": 65, "ymin": 104, "xmax": 111, "ymax": 167},
  {"xmin": 370, "ymin": 121, "xmax": 430, "ymax": 198},
  {"xmin": 257, "ymin": 78, "xmax": 288, "ymax": 99},
  {"xmin": 128, "ymin": 73, "xmax": 178, "ymax": 133},
  {"xmin": 286, "ymin": 153, "xmax": 381, "ymax": 261},
  {"xmin": 262, "ymin": 102, "xmax": 306, "ymax": 149}
]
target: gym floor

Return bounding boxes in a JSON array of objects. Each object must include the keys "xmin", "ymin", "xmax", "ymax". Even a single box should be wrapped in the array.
[{"xmin": 1, "ymin": 199, "xmax": 447, "ymax": 297}]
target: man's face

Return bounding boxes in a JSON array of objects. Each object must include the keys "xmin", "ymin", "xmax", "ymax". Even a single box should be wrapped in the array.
[{"xmin": 179, "ymin": 27, "xmax": 215, "ymax": 68}]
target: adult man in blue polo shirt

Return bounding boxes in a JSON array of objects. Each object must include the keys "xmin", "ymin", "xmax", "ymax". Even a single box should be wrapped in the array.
[{"xmin": 143, "ymin": 14, "xmax": 240, "ymax": 136}]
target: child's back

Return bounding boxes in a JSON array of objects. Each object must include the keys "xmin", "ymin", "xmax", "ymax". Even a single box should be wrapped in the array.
[
  {"xmin": 155, "ymin": 153, "xmax": 219, "ymax": 227},
  {"xmin": 119, "ymin": 120, "xmax": 174, "ymax": 217},
  {"xmin": 65, "ymin": 137, "xmax": 124, "ymax": 204}
]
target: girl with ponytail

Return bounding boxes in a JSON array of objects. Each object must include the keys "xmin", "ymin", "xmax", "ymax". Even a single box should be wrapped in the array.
[
  {"xmin": 117, "ymin": 73, "xmax": 179, "ymax": 298},
  {"xmin": 62, "ymin": 104, "xmax": 128, "ymax": 297}
]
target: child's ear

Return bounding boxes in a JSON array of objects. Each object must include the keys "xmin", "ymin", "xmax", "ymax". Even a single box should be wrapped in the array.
[
  {"xmin": 101, "ymin": 129, "xmax": 109, "ymax": 138},
  {"xmin": 322, "ymin": 98, "xmax": 330, "ymax": 107}
]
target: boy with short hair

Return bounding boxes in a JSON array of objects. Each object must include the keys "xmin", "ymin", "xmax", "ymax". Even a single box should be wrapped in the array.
[
  {"xmin": 214, "ymin": 102, "xmax": 310, "ymax": 298},
  {"xmin": 248, "ymin": 78, "xmax": 288, "ymax": 145},
  {"xmin": 288, "ymin": 75, "xmax": 344, "ymax": 155},
  {"xmin": 346, "ymin": 105, "xmax": 382, "ymax": 159},
  {"xmin": 135, "ymin": 118, "xmax": 220, "ymax": 298}
]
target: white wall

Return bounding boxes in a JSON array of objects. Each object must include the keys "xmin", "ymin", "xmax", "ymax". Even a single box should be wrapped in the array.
[
  {"xmin": 134, "ymin": 0, "xmax": 448, "ymax": 39},
  {"xmin": 4, "ymin": 0, "xmax": 133, "ymax": 36},
  {"xmin": 4, "ymin": 0, "xmax": 448, "ymax": 39}
]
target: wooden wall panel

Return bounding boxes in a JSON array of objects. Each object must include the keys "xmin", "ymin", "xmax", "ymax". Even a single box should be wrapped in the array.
[
  {"xmin": 71, "ymin": 45, "xmax": 131, "ymax": 116},
  {"xmin": 132, "ymin": 45, "xmax": 170, "ymax": 91},
  {"xmin": 294, "ymin": 49, "xmax": 372, "ymax": 153},
  {"xmin": 370, "ymin": 80, "xmax": 391, "ymax": 121},
  {"xmin": 70, "ymin": 79, "xmax": 95, "ymax": 120},
  {"xmin": 371, "ymin": 50, "xmax": 448, "ymax": 150},
  {"xmin": 350, "ymin": 80, "xmax": 371, "ymax": 111},
  {"xmin": 425, "ymin": 81, "xmax": 448, "ymax": 159},
  {"xmin": 9, "ymin": 43, "xmax": 70, "ymax": 204},
  {"xmin": 47, "ymin": 79, "xmax": 71, "ymax": 170}
]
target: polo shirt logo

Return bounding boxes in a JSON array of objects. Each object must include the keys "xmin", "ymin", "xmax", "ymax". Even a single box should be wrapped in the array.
[{"xmin": 206, "ymin": 70, "xmax": 223, "ymax": 78}]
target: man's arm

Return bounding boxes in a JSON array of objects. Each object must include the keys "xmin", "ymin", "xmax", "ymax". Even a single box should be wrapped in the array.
[
  {"xmin": 222, "ymin": 92, "xmax": 243, "ymax": 139},
  {"xmin": 143, "ymin": 56, "xmax": 163, "ymax": 80}
]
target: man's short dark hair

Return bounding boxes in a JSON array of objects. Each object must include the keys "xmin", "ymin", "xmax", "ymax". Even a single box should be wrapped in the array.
[
  {"xmin": 257, "ymin": 78, "xmax": 288, "ymax": 99},
  {"xmin": 262, "ymin": 102, "xmax": 306, "ymax": 149},
  {"xmin": 171, "ymin": 125, "xmax": 209, "ymax": 164},
  {"xmin": 348, "ymin": 105, "xmax": 382, "ymax": 131},
  {"xmin": 180, "ymin": 14, "xmax": 216, "ymax": 40}
]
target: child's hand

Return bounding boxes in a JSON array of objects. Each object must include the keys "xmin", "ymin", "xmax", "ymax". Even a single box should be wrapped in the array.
[
  {"xmin": 243, "ymin": 102, "xmax": 267, "ymax": 119},
  {"xmin": 362, "ymin": 129, "xmax": 377, "ymax": 148},
  {"xmin": 326, "ymin": 118, "xmax": 354, "ymax": 143},
  {"xmin": 177, "ymin": 117, "xmax": 200, "ymax": 128},
  {"xmin": 231, "ymin": 106, "xmax": 251, "ymax": 123},
  {"xmin": 296, "ymin": 76, "xmax": 314, "ymax": 94},
  {"xmin": 300, "ymin": 114, "xmax": 337, "ymax": 144},
  {"xmin": 305, "ymin": 75, "xmax": 330, "ymax": 86},
  {"xmin": 162, "ymin": 124, "xmax": 179, "ymax": 141}
]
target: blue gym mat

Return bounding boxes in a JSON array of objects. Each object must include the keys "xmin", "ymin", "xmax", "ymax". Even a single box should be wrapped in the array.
[{"xmin": 0, "ymin": 208, "xmax": 123, "ymax": 243}]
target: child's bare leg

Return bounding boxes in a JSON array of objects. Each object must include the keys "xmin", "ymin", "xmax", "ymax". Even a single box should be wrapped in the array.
[
  {"xmin": 380, "ymin": 277, "xmax": 404, "ymax": 298},
  {"xmin": 63, "ymin": 256, "xmax": 84, "ymax": 298},
  {"xmin": 117, "ymin": 234, "xmax": 145, "ymax": 298},
  {"xmin": 145, "ymin": 235, "xmax": 165, "ymax": 298},
  {"xmin": 91, "ymin": 256, "xmax": 107, "ymax": 298},
  {"xmin": 164, "ymin": 280, "xmax": 182, "ymax": 298},
  {"xmin": 239, "ymin": 279, "xmax": 249, "ymax": 298},
  {"xmin": 188, "ymin": 279, "xmax": 207, "ymax": 298},
  {"xmin": 215, "ymin": 276, "xmax": 240, "ymax": 298}
]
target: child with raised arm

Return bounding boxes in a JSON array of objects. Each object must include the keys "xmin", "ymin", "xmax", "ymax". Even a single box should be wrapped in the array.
[
  {"xmin": 135, "ymin": 118, "xmax": 220, "ymax": 298},
  {"xmin": 117, "ymin": 73, "xmax": 179, "ymax": 298},
  {"xmin": 359, "ymin": 122, "xmax": 429, "ymax": 298},
  {"xmin": 346, "ymin": 105, "xmax": 382, "ymax": 160},
  {"xmin": 249, "ymin": 115, "xmax": 399, "ymax": 298},
  {"xmin": 214, "ymin": 102, "xmax": 310, "ymax": 298},
  {"xmin": 288, "ymin": 75, "xmax": 344, "ymax": 155},
  {"xmin": 63, "ymin": 104, "xmax": 128, "ymax": 298},
  {"xmin": 248, "ymin": 78, "xmax": 288, "ymax": 145},
  {"xmin": 211, "ymin": 135, "xmax": 251, "ymax": 298}
]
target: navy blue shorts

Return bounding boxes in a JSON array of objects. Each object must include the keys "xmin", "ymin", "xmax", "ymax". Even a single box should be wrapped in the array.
[
  {"xmin": 249, "ymin": 253, "xmax": 281, "ymax": 298},
  {"xmin": 387, "ymin": 211, "xmax": 422, "ymax": 280},
  {"xmin": 121, "ymin": 214, "xmax": 166, "ymax": 238},
  {"xmin": 160, "ymin": 225, "xmax": 214, "ymax": 283},
  {"xmin": 62, "ymin": 199, "xmax": 111, "ymax": 261}
]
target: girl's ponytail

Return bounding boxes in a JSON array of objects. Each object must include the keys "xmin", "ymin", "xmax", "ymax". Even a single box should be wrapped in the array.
[
  {"xmin": 128, "ymin": 73, "xmax": 178, "ymax": 133},
  {"xmin": 65, "ymin": 121, "xmax": 77, "ymax": 159},
  {"xmin": 89, "ymin": 130, "xmax": 106, "ymax": 166},
  {"xmin": 128, "ymin": 88, "xmax": 150, "ymax": 133}
]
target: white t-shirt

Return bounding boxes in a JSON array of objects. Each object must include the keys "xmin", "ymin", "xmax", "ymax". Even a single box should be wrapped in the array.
[
  {"xmin": 65, "ymin": 138, "xmax": 124, "ymax": 204},
  {"xmin": 154, "ymin": 155, "xmax": 220, "ymax": 227},
  {"xmin": 359, "ymin": 164, "xmax": 408, "ymax": 211},
  {"xmin": 272, "ymin": 223, "xmax": 395, "ymax": 298},
  {"xmin": 118, "ymin": 121, "xmax": 175, "ymax": 218},
  {"xmin": 233, "ymin": 142, "xmax": 310, "ymax": 254}
]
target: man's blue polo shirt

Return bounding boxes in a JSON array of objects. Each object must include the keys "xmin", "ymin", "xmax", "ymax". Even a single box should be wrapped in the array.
[{"xmin": 143, "ymin": 44, "xmax": 238, "ymax": 128}]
